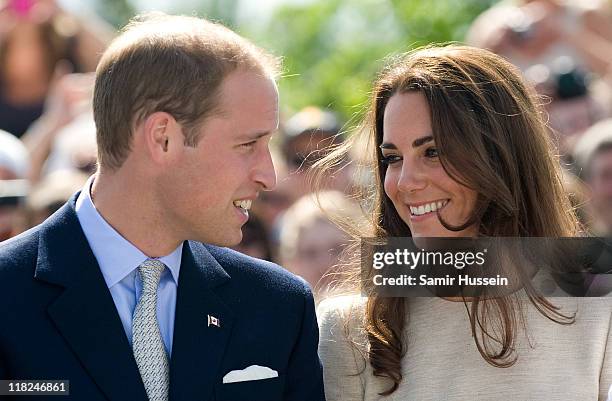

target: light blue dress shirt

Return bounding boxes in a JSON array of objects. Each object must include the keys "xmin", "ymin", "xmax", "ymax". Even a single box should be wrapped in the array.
[{"xmin": 75, "ymin": 175, "xmax": 182, "ymax": 356}]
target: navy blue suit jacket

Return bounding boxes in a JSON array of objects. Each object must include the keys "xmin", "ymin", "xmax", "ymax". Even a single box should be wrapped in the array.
[{"xmin": 0, "ymin": 196, "xmax": 325, "ymax": 401}]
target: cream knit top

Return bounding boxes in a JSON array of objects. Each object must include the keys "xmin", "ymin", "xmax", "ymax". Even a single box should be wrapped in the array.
[{"xmin": 319, "ymin": 295, "xmax": 612, "ymax": 401}]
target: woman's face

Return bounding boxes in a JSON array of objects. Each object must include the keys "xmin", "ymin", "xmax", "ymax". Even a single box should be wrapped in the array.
[{"xmin": 382, "ymin": 91, "xmax": 479, "ymax": 237}]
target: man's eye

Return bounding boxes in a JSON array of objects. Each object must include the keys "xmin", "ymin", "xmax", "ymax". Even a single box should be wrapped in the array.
[
  {"xmin": 240, "ymin": 140, "xmax": 257, "ymax": 149},
  {"xmin": 380, "ymin": 154, "xmax": 402, "ymax": 165},
  {"xmin": 425, "ymin": 147, "xmax": 439, "ymax": 158}
]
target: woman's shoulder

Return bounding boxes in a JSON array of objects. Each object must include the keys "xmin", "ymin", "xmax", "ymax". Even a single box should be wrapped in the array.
[
  {"xmin": 318, "ymin": 294, "xmax": 365, "ymax": 315},
  {"xmin": 318, "ymin": 295, "xmax": 368, "ymax": 349},
  {"xmin": 318, "ymin": 295, "xmax": 367, "ymax": 333},
  {"xmin": 317, "ymin": 295, "xmax": 370, "ymax": 400}
]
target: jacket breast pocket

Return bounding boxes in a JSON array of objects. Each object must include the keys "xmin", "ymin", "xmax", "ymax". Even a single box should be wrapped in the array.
[{"xmin": 215, "ymin": 375, "xmax": 285, "ymax": 401}]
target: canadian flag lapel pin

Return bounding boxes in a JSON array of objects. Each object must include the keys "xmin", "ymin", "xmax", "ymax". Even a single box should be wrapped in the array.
[{"xmin": 207, "ymin": 314, "xmax": 221, "ymax": 328}]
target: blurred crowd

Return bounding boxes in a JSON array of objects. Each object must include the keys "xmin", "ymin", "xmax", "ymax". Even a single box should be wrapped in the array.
[
  {"xmin": 0, "ymin": 0, "xmax": 110, "ymax": 240},
  {"xmin": 467, "ymin": 0, "xmax": 612, "ymax": 237},
  {"xmin": 2, "ymin": 0, "xmax": 612, "ymax": 304}
]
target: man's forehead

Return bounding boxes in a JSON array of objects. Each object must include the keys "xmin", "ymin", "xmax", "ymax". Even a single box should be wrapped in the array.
[
  {"xmin": 218, "ymin": 69, "xmax": 277, "ymax": 97},
  {"xmin": 199, "ymin": 70, "xmax": 278, "ymax": 137},
  {"xmin": 216, "ymin": 71, "xmax": 278, "ymax": 113}
]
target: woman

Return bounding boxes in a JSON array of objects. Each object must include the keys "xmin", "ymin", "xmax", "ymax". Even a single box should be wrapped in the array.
[{"xmin": 316, "ymin": 45, "xmax": 612, "ymax": 400}]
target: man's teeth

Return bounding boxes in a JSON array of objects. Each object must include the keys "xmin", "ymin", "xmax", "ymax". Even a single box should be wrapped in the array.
[
  {"xmin": 410, "ymin": 200, "xmax": 448, "ymax": 216},
  {"xmin": 233, "ymin": 200, "xmax": 252, "ymax": 210}
]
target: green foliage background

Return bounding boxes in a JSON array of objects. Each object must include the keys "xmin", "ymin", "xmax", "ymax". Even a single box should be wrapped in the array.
[
  {"xmin": 102, "ymin": 0, "xmax": 498, "ymax": 124},
  {"xmin": 246, "ymin": 0, "xmax": 498, "ymax": 124}
]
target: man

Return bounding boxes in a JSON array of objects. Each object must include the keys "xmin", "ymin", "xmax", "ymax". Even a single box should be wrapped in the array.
[{"xmin": 0, "ymin": 13, "xmax": 325, "ymax": 401}]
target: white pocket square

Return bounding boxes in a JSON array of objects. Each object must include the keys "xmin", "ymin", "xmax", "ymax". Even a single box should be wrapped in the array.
[{"xmin": 222, "ymin": 365, "xmax": 278, "ymax": 383}]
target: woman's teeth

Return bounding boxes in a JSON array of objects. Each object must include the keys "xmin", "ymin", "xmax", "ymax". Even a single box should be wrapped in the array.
[
  {"xmin": 410, "ymin": 200, "xmax": 448, "ymax": 216},
  {"xmin": 233, "ymin": 200, "xmax": 252, "ymax": 210}
]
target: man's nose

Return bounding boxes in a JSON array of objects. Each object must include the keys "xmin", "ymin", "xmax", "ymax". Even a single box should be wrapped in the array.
[{"xmin": 254, "ymin": 148, "xmax": 277, "ymax": 191}]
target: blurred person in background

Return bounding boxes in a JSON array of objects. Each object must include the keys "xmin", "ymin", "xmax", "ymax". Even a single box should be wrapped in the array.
[
  {"xmin": 283, "ymin": 107, "xmax": 342, "ymax": 172},
  {"xmin": 279, "ymin": 190, "xmax": 365, "ymax": 303},
  {"xmin": 0, "ymin": 0, "xmax": 113, "ymax": 138},
  {"xmin": 20, "ymin": 71, "xmax": 96, "ymax": 183},
  {"xmin": 230, "ymin": 211, "xmax": 274, "ymax": 261},
  {"xmin": 468, "ymin": 0, "xmax": 612, "ymax": 76},
  {"xmin": 573, "ymin": 118, "xmax": 612, "ymax": 234},
  {"xmin": 0, "ymin": 129, "xmax": 29, "ymax": 240},
  {"xmin": 467, "ymin": 0, "xmax": 612, "ymax": 146},
  {"xmin": 279, "ymin": 106, "xmax": 349, "ymax": 200},
  {"xmin": 561, "ymin": 167, "xmax": 592, "ymax": 230},
  {"xmin": 22, "ymin": 169, "xmax": 88, "ymax": 229}
]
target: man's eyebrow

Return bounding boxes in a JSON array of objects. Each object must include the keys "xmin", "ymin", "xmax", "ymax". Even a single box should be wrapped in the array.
[
  {"xmin": 379, "ymin": 135, "xmax": 434, "ymax": 150},
  {"xmin": 237, "ymin": 131, "xmax": 274, "ymax": 141}
]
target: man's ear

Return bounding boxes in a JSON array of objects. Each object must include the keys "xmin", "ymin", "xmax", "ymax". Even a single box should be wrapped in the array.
[{"xmin": 142, "ymin": 112, "xmax": 182, "ymax": 164}]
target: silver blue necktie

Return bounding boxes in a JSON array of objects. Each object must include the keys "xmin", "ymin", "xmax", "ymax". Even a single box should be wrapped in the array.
[{"xmin": 133, "ymin": 259, "xmax": 169, "ymax": 401}]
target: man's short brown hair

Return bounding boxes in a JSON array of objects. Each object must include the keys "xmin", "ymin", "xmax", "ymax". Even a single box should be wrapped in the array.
[{"xmin": 93, "ymin": 12, "xmax": 280, "ymax": 170}]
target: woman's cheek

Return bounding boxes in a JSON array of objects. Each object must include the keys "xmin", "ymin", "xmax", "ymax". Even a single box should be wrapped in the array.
[{"xmin": 383, "ymin": 169, "xmax": 398, "ymax": 200}]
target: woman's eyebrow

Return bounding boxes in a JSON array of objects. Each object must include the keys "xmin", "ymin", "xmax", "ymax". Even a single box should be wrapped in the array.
[
  {"xmin": 412, "ymin": 135, "xmax": 433, "ymax": 148},
  {"xmin": 379, "ymin": 135, "xmax": 433, "ymax": 150}
]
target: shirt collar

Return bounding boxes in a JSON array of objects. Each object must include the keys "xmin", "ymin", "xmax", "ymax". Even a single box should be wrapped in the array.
[{"xmin": 75, "ymin": 174, "xmax": 182, "ymax": 288}]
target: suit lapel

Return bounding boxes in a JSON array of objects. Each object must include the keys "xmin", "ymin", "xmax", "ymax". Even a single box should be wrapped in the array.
[
  {"xmin": 169, "ymin": 241, "xmax": 234, "ymax": 401},
  {"xmin": 36, "ymin": 198, "xmax": 148, "ymax": 401}
]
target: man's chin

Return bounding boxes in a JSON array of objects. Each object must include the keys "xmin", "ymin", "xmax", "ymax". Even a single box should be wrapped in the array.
[{"xmin": 197, "ymin": 229, "xmax": 243, "ymax": 247}]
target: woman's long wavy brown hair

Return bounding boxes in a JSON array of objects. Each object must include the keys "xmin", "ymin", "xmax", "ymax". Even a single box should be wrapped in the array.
[{"xmin": 313, "ymin": 45, "xmax": 580, "ymax": 396}]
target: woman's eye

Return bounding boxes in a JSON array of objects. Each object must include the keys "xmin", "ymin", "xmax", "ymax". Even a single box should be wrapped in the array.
[
  {"xmin": 381, "ymin": 154, "xmax": 402, "ymax": 165},
  {"xmin": 425, "ymin": 147, "xmax": 439, "ymax": 158}
]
